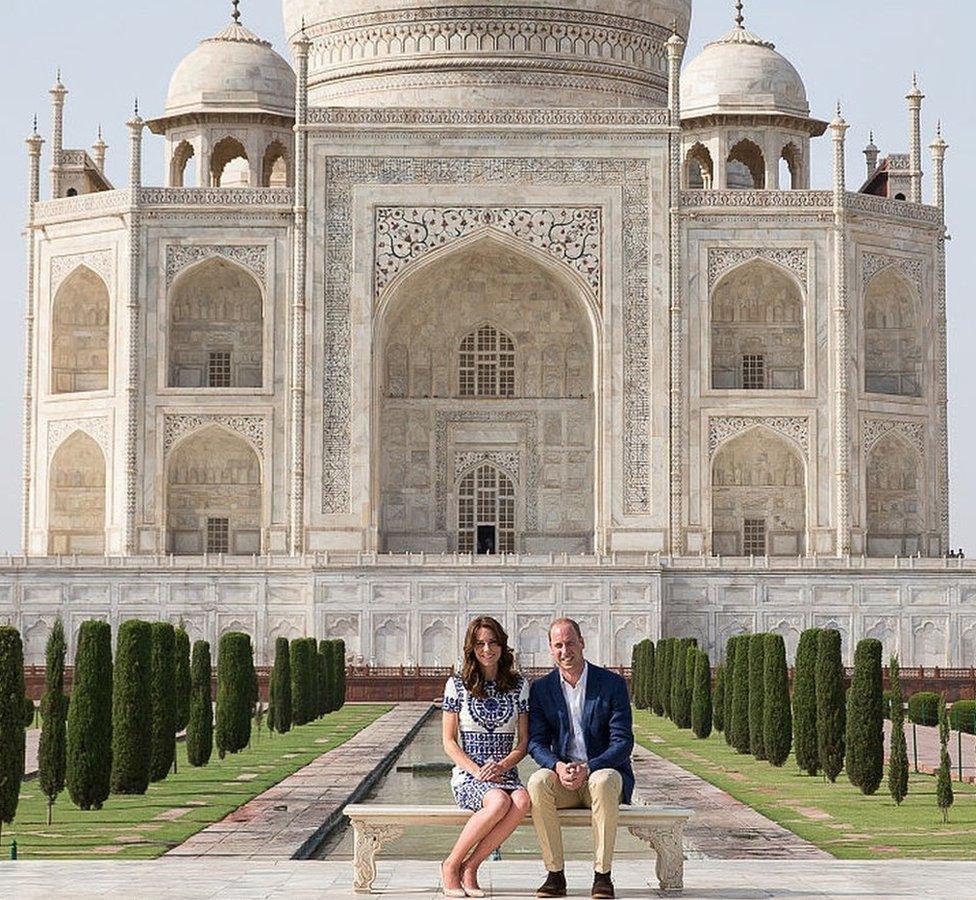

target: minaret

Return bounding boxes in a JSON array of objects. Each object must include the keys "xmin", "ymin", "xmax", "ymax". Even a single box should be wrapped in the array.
[
  {"xmin": 830, "ymin": 103, "xmax": 851, "ymax": 556},
  {"xmin": 92, "ymin": 125, "xmax": 107, "ymax": 174},
  {"xmin": 23, "ymin": 118, "xmax": 44, "ymax": 553},
  {"xmin": 930, "ymin": 121, "xmax": 948, "ymax": 213},
  {"xmin": 50, "ymin": 70, "xmax": 67, "ymax": 197},
  {"xmin": 931, "ymin": 122, "xmax": 950, "ymax": 554},
  {"xmin": 907, "ymin": 74, "xmax": 924, "ymax": 204},
  {"xmin": 863, "ymin": 132, "xmax": 879, "ymax": 180},
  {"xmin": 290, "ymin": 20, "xmax": 312, "ymax": 555},
  {"xmin": 124, "ymin": 100, "xmax": 144, "ymax": 553}
]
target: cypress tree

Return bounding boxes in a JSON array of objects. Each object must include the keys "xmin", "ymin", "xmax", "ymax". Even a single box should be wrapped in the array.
[
  {"xmin": 763, "ymin": 633, "xmax": 792, "ymax": 767},
  {"xmin": 0, "ymin": 626, "xmax": 26, "ymax": 847},
  {"xmin": 684, "ymin": 641, "xmax": 698, "ymax": 724},
  {"xmin": 39, "ymin": 618, "xmax": 68, "ymax": 825},
  {"xmin": 186, "ymin": 640, "xmax": 213, "ymax": 767},
  {"xmin": 672, "ymin": 638, "xmax": 695, "ymax": 727},
  {"xmin": 269, "ymin": 637, "xmax": 292, "ymax": 734},
  {"xmin": 307, "ymin": 637, "xmax": 320, "ymax": 717},
  {"xmin": 216, "ymin": 632, "xmax": 253, "ymax": 757},
  {"xmin": 936, "ymin": 694, "xmax": 954, "ymax": 823},
  {"xmin": 335, "ymin": 638, "xmax": 346, "ymax": 709},
  {"xmin": 66, "ymin": 620, "xmax": 113, "ymax": 810},
  {"xmin": 730, "ymin": 634, "xmax": 751, "ymax": 753},
  {"xmin": 793, "ymin": 628, "xmax": 820, "ymax": 776},
  {"xmin": 691, "ymin": 650, "xmax": 713, "ymax": 739},
  {"xmin": 630, "ymin": 641, "xmax": 643, "ymax": 706},
  {"xmin": 724, "ymin": 637, "xmax": 738, "ymax": 746},
  {"xmin": 887, "ymin": 654, "xmax": 909, "ymax": 805},
  {"xmin": 290, "ymin": 637, "xmax": 313, "ymax": 726},
  {"xmin": 748, "ymin": 633, "xmax": 767, "ymax": 760},
  {"xmin": 652, "ymin": 638, "xmax": 666, "ymax": 716},
  {"xmin": 316, "ymin": 640, "xmax": 328, "ymax": 717},
  {"xmin": 110, "ymin": 619, "xmax": 152, "ymax": 794},
  {"xmin": 641, "ymin": 640, "xmax": 655, "ymax": 715},
  {"xmin": 816, "ymin": 629, "xmax": 846, "ymax": 782},
  {"xmin": 713, "ymin": 664, "xmax": 726, "ymax": 732},
  {"xmin": 149, "ymin": 622, "xmax": 177, "ymax": 782},
  {"xmin": 660, "ymin": 639, "xmax": 674, "ymax": 720},
  {"xmin": 174, "ymin": 623, "xmax": 191, "ymax": 735},
  {"xmin": 845, "ymin": 638, "xmax": 884, "ymax": 794}
]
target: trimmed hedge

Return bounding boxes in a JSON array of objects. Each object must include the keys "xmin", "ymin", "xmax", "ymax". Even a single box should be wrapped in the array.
[
  {"xmin": 268, "ymin": 636, "xmax": 292, "ymax": 734},
  {"xmin": 950, "ymin": 699, "xmax": 976, "ymax": 735},
  {"xmin": 763, "ymin": 633, "xmax": 792, "ymax": 767},
  {"xmin": 816, "ymin": 628, "xmax": 846, "ymax": 783},
  {"xmin": 38, "ymin": 618, "xmax": 68, "ymax": 824},
  {"xmin": 174, "ymin": 624, "xmax": 192, "ymax": 734},
  {"xmin": 187, "ymin": 640, "xmax": 213, "ymax": 767},
  {"xmin": 660, "ymin": 639, "xmax": 674, "ymax": 720},
  {"xmin": 887, "ymin": 654, "xmax": 909, "ymax": 805},
  {"xmin": 640, "ymin": 641, "xmax": 655, "ymax": 714},
  {"xmin": 290, "ymin": 637, "xmax": 314, "ymax": 726},
  {"xmin": 845, "ymin": 638, "xmax": 884, "ymax": 795},
  {"xmin": 723, "ymin": 637, "xmax": 737, "ymax": 747},
  {"xmin": 631, "ymin": 641, "xmax": 644, "ymax": 707},
  {"xmin": 713, "ymin": 664, "xmax": 726, "ymax": 733},
  {"xmin": 0, "ymin": 626, "xmax": 26, "ymax": 843},
  {"xmin": 149, "ymin": 622, "xmax": 176, "ymax": 782},
  {"xmin": 652, "ymin": 639, "xmax": 666, "ymax": 716},
  {"xmin": 691, "ymin": 649, "xmax": 712, "ymax": 739},
  {"xmin": 793, "ymin": 628, "xmax": 820, "ymax": 776},
  {"xmin": 748, "ymin": 633, "xmax": 767, "ymax": 760},
  {"xmin": 110, "ymin": 619, "xmax": 153, "ymax": 794},
  {"xmin": 216, "ymin": 632, "xmax": 253, "ymax": 757},
  {"xmin": 66, "ymin": 620, "xmax": 113, "ymax": 810},
  {"xmin": 335, "ymin": 638, "xmax": 347, "ymax": 710},
  {"xmin": 730, "ymin": 634, "xmax": 751, "ymax": 753},
  {"xmin": 908, "ymin": 691, "xmax": 940, "ymax": 727}
]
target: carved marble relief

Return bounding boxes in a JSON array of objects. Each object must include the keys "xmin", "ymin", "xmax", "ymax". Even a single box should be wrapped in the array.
[
  {"xmin": 48, "ymin": 431, "xmax": 105, "ymax": 555},
  {"xmin": 865, "ymin": 432, "xmax": 923, "ymax": 558},
  {"xmin": 863, "ymin": 267, "xmax": 922, "ymax": 397},
  {"xmin": 51, "ymin": 266, "xmax": 110, "ymax": 394},
  {"xmin": 164, "ymin": 244, "xmax": 267, "ymax": 288}
]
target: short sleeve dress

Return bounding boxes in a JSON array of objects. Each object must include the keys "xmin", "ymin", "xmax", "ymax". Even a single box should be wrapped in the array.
[{"xmin": 442, "ymin": 674, "xmax": 530, "ymax": 811}]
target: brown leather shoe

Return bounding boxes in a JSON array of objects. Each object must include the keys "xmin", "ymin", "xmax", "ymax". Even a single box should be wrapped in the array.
[
  {"xmin": 591, "ymin": 871, "xmax": 615, "ymax": 899},
  {"xmin": 536, "ymin": 870, "xmax": 567, "ymax": 898}
]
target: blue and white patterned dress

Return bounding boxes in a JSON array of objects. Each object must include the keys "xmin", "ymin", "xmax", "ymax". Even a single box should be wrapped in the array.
[{"xmin": 443, "ymin": 674, "xmax": 530, "ymax": 811}]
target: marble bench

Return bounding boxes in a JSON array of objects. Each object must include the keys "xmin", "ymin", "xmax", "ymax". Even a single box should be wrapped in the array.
[{"xmin": 344, "ymin": 803, "xmax": 692, "ymax": 894}]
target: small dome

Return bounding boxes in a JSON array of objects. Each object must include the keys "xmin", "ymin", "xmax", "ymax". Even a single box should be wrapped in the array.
[
  {"xmin": 681, "ymin": 24, "xmax": 809, "ymax": 120},
  {"xmin": 165, "ymin": 22, "xmax": 296, "ymax": 118}
]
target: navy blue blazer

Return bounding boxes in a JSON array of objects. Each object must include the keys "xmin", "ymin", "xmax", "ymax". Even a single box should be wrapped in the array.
[{"xmin": 527, "ymin": 663, "xmax": 635, "ymax": 804}]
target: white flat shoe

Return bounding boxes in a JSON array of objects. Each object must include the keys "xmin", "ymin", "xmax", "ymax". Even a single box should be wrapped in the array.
[{"xmin": 463, "ymin": 886, "xmax": 488, "ymax": 898}]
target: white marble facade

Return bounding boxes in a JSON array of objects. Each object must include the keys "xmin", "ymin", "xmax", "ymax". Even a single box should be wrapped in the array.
[{"xmin": 10, "ymin": 1, "xmax": 966, "ymax": 665}]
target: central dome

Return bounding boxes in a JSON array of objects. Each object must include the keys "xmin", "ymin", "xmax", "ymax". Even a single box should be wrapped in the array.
[{"xmin": 282, "ymin": 0, "xmax": 692, "ymax": 108}]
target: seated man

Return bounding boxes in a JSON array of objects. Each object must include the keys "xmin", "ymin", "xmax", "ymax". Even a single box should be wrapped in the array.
[{"xmin": 527, "ymin": 618, "xmax": 635, "ymax": 899}]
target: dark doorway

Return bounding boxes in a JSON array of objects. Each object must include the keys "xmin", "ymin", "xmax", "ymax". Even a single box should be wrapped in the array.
[{"xmin": 477, "ymin": 525, "xmax": 497, "ymax": 555}]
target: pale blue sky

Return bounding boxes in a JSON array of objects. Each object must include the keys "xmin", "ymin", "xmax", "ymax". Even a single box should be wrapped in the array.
[{"xmin": 0, "ymin": 1, "xmax": 970, "ymax": 553}]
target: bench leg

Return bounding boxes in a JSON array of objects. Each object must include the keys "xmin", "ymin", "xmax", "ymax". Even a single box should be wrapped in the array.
[
  {"xmin": 352, "ymin": 822, "xmax": 404, "ymax": 893},
  {"xmin": 628, "ymin": 826, "xmax": 684, "ymax": 893}
]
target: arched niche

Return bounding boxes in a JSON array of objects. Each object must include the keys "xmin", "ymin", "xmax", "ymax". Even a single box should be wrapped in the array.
[
  {"xmin": 866, "ymin": 432, "xmax": 923, "ymax": 557},
  {"xmin": 685, "ymin": 142, "xmax": 714, "ymax": 189},
  {"xmin": 727, "ymin": 139, "xmax": 766, "ymax": 189},
  {"xmin": 261, "ymin": 141, "xmax": 289, "ymax": 187},
  {"xmin": 211, "ymin": 137, "xmax": 249, "ymax": 187},
  {"xmin": 48, "ymin": 430, "xmax": 105, "ymax": 554},
  {"xmin": 373, "ymin": 618, "xmax": 406, "ymax": 666},
  {"xmin": 166, "ymin": 425, "xmax": 262, "ymax": 555},
  {"xmin": 171, "ymin": 140, "xmax": 196, "ymax": 188},
  {"xmin": 421, "ymin": 619, "xmax": 454, "ymax": 666},
  {"xmin": 711, "ymin": 260, "xmax": 804, "ymax": 390},
  {"xmin": 457, "ymin": 462, "xmax": 516, "ymax": 554},
  {"xmin": 781, "ymin": 142, "xmax": 802, "ymax": 189},
  {"xmin": 711, "ymin": 428, "xmax": 806, "ymax": 556},
  {"xmin": 375, "ymin": 235, "xmax": 596, "ymax": 554},
  {"xmin": 51, "ymin": 266, "xmax": 110, "ymax": 394},
  {"xmin": 458, "ymin": 323, "xmax": 516, "ymax": 397},
  {"xmin": 168, "ymin": 258, "xmax": 263, "ymax": 388},
  {"xmin": 864, "ymin": 268, "xmax": 922, "ymax": 397}
]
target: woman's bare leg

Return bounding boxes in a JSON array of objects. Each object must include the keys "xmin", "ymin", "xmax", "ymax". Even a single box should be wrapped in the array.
[
  {"xmin": 442, "ymin": 790, "xmax": 512, "ymax": 889},
  {"xmin": 461, "ymin": 789, "xmax": 531, "ymax": 890}
]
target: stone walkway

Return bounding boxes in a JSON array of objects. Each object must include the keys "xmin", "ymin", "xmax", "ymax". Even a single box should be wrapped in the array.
[
  {"xmin": 0, "ymin": 858, "xmax": 972, "ymax": 898},
  {"xmin": 631, "ymin": 745, "xmax": 829, "ymax": 860},
  {"xmin": 167, "ymin": 703, "xmax": 433, "ymax": 860},
  {"xmin": 885, "ymin": 720, "xmax": 975, "ymax": 782}
]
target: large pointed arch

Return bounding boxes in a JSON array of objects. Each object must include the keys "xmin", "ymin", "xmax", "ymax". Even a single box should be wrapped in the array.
[
  {"xmin": 865, "ymin": 430, "xmax": 923, "ymax": 557},
  {"xmin": 864, "ymin": 267, "xmax": 922, "ymax": 397},
  {"xmin": 51, "ymin": 266, "xmax": 110, "ymax": 394},
  {"xmin": 165, "ymin": 425, "xmax": 262, "ymax": 555},
  {"xmin": 48, "ymin": 430, "xmax": 105, "ymax": 554}
]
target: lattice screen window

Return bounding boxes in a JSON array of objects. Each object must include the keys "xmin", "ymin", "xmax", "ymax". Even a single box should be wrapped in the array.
[
  {"xmin": 206, "ymin": 516, "xmax": 230, "ymax": 554},
  {"xmin": 207, "ymin": 351, "xmax": 232, "ymax": 388},
  {"xmin": 458, "ymin": 324, "xmax": 516, "ymax": 397},
  {"xmin": 457, "ymin": 463, "xmax": 516, "ymax": 553},
  {"xmin": 743, "ymin": 518, "xmax": 766, "ymax": 556},
  {"xmin": 742, "ymin": 354, "xmax": 766, "ymax": 390}
]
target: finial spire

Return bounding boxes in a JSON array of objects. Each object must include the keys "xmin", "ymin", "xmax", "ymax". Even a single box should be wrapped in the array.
[
  {"xmin": 735, "ymin": 0, "xmax": 745, "ymax": 27},
  {"xmin": 32, "ymin": 114, "xmax": 38, "ymax": 135},
  {"xmin": 232, "ymin": 0, "xmax": 241, "ymax": 24}
]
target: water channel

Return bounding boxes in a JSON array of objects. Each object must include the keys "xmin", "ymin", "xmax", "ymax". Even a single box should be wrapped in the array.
[{"xmin": 316, "ymin": 714, "xmax": 649, "ymax": 860}]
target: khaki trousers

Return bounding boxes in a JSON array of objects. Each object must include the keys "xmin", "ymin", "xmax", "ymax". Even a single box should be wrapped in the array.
[{"xmin": 527, "ymin": 768, "xmax": 623, "ymax": 874}]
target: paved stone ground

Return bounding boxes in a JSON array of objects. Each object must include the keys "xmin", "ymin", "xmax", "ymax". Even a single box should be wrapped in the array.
[
  {"xmin": 885, "ymin": 720, "xmax": 975, "ymax": 782},
  {"xmin": 631, "ymin": 745, "xmax": 830, "ymax": 860},
  {"xmin": 25, "ymin": 729, "xmax": 38, "ymax": 777},
  {"xmin": 167, "ymin": 703, "xmax": 433, "ymax": 860},
  {"xmin": 0, "ymin": 858, "xmax": 972, "ymax": 898}
]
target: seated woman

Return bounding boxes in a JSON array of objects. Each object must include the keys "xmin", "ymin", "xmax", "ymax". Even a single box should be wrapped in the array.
[{"xmin": 441, "ymin": 616, "xmax": 531, "ymax": 897}]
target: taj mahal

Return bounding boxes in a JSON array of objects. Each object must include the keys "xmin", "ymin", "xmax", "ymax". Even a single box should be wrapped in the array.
[{"xmin": 5, "ymin": 0, "xmax": 973, "ymax": 670}]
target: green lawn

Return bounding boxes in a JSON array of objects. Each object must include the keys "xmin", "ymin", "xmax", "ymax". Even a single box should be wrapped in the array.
[
  {"xmin": 7, "ymin": 704, "xmax": 389, "ymax": 860},
  {"xmin": 634, "ymin": 709, "xmax": 976, "ymax": 860}
]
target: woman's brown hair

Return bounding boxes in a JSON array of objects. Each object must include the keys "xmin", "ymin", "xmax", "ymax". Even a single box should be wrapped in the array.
[{"xmin": 461, "ymin": 616, "xmax": 518, "ymax": 698}]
